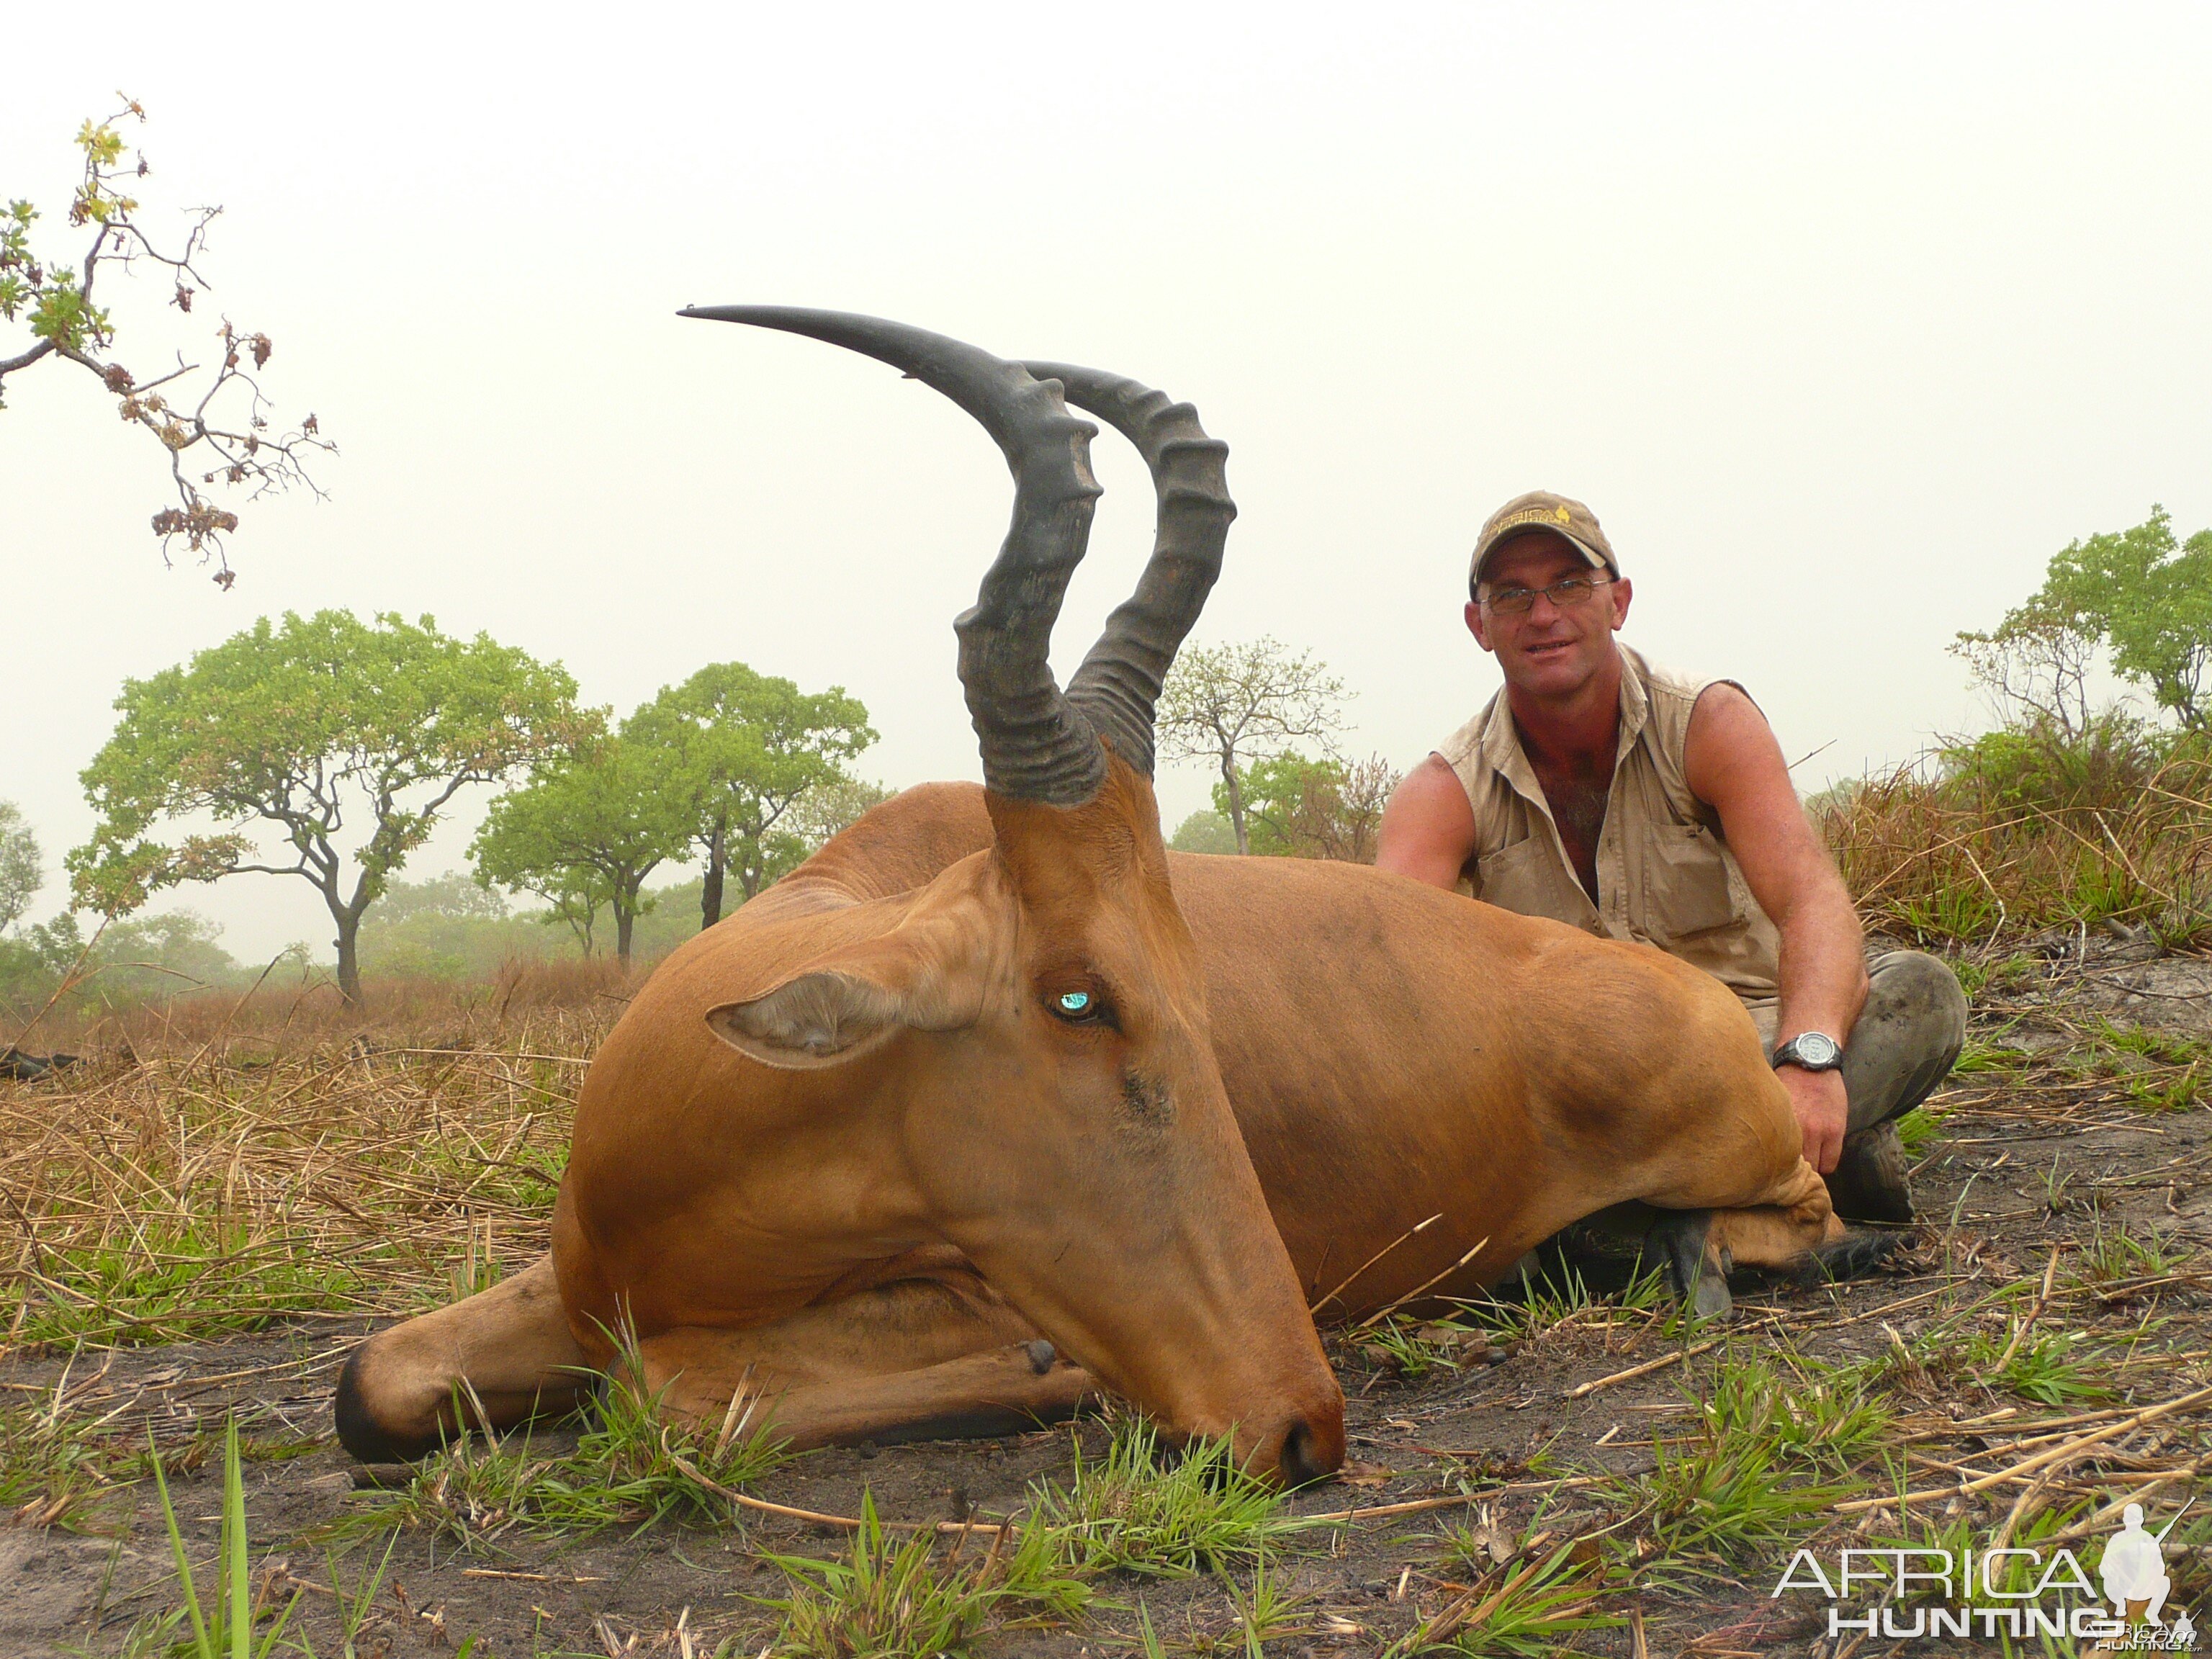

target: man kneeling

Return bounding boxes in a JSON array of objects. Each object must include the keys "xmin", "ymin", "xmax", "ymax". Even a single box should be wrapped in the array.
[{"xmin": 1377, "ymin": 491, "xmax": 1965, "ymax": 1222}]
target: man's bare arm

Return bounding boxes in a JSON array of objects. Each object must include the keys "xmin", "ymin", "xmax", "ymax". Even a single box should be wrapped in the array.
[
  {"xmin": 1683, "ymin": 683, "xmax": 1869, "ymax": 1173},
  {"xmin": 1375, "ymin": 755, "xmax": 1479, "ymax": 890}
]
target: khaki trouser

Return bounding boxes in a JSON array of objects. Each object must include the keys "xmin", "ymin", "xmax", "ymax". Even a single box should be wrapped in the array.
[{"xmin": 1743, "ymin": 951, "xmax": 1969, "ymax": 1137}]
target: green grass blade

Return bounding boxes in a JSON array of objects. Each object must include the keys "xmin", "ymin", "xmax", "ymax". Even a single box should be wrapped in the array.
[
  {"xmin": 148, "ymin": 1427, "xmax": 215, "ymax": 1659},
  {"xmin": 226, "ymin": 1418, "xmax": 250, "ymax": 1659}
]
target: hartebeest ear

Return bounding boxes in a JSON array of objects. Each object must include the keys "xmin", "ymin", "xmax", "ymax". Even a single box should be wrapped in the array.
[
  {"xmin": 706, "ymin": 972, "xmax": 906, "ymax": 1069},
  {"xmin": 704, "ymin": 926, "xmax": 990, "ymax": 1071}
]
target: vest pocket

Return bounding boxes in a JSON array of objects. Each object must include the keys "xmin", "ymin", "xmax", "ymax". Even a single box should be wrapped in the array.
[
  {"xmin": 1475, "ymin": 835, "xmax": 1587, "ymax": 925},
  {"xmin": 1645, "ymin": 823, "xmax": 1744, "ymax": 940}
]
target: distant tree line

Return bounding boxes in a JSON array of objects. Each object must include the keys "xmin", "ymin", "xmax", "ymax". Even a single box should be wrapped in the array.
[
  {"xmin": 471, "ymin": 663, "xmax": 876, "ymax": 963},
  {"xmin": 9, "ymin": 625, "xmax": 1425, "ymax": 1017},
  {"xmin": 1817, "ymin": 505, "xmax": 2212, "ymax": 947},
  {"xmin": 1951, "ymin": 505, "xmax": 2210, "ymax": 745},
  {"xmin": 58, "ymin": 609, "xmax": 881, "ymax": 1004},
  {"xmin": 3, "ymin": 627, "xmax": 1405, "ymax": 1017}
]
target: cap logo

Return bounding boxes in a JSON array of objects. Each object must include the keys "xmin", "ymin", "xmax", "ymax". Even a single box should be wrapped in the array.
[{"xmin": 1491, "ymin": 504, "xmax": 1578, "ymax": 535}]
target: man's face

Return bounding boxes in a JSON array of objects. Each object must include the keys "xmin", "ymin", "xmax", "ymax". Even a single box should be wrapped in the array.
[{"xmin": 1465, "ymin": 531, "xmax": 1633, "ymax": 698}]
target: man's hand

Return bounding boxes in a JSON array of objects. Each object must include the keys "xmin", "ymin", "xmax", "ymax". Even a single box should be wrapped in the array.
[{"xmin": 1781, "ymin": 1064, "xmax": 1849, "ymax": 1174}]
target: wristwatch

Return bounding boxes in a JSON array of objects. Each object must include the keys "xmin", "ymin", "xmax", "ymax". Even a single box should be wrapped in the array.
[{"xmin": 1772, "ymin": 1031, "xmax": 1843, "ymax": 1071}]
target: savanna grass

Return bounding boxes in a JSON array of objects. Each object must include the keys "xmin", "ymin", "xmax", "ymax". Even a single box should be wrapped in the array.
[
  {"xmin": 1893, "ymin": 1103, "xmax": 1945, "ymax": 1159},
  {"xmin": 1023, "ymin": 1422, "xmax": 1300, "ymax": 1580},
  {"xmin": 763, "ymin": 1424, "xmax": 1318, "ymax": 1658},
  {"xmin": 1353, "ymin": 1313, "xmax": 1488, "ymax": 1378},
  {"xmin": 1819, "ymin": 746, "xmax": 2211, "ymax": 946},
  {"xmin": 338, "ymin": 1370, "xmax": 793, "ymax": 1547},
  {"xmin": 1463, "ymin": 1258, "xmax": 1671, "ymax": 1350},
  {"xmin": 0, "ymin": 1357, "xmax": 317, "ymax": 1532},
  {"xmin": 0, "ymin": 1390, "xmax": 147, "ymax": 1530},
  {"xmin": 1881, "ymin": 1303, "xmax": 2116, "ymax": 1408},
  {"xmin": 2075, "ymin": 1218, "xmax": 2175, "ymax": 1286},
  {"xmin": 112, "ymin": 1416, "xmax": 472, "ymax": 1659},
  {"xmin": 0, "ymin": 997, "xmax": 603, "ymax": 1354},
  {"xmin": 1600, "ymin": 1352, "xmax": 1870, "ymax": 1580},
  {"xmin": 1397, "ymin": 1539, "xmax": 1621, "ymax": 1658},
  {"xmin": 763, "ymin": 1491, "xmax": 1091, "ymax": 1659}
]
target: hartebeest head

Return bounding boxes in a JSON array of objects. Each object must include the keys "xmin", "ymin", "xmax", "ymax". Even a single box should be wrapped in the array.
[{"xmin": 678, "ymin": 307, "xmax": 1344, "ymax": 1482}]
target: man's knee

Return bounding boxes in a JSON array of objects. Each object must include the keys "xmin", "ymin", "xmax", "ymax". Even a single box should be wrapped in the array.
[
  {"xmin": 1844, "ymin": 951, "xmax": 1968, "ymax": 1130},
  {"xmin": 1870, "ymin": 950, "xmax": 1968, "ymax": 1041}
]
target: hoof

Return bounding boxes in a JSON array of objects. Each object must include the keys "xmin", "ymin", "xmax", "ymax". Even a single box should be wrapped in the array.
[
  {"xmin": 1647, "ymin": 1210, "xmax": 1733, "ymax": 1321},
  {"xmin": 333, "ymin": 1344, "xmax": 444, "ymax": 1465}
]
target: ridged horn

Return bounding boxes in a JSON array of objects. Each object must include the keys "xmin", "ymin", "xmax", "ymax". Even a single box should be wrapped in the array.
[
  {"xmin": 1022, "ymin": 364, "xmax": 1233, "ymax": 778},
  {"xmin": 679, "ymin": 305, "xmax": 1108, "ymax": 806}
]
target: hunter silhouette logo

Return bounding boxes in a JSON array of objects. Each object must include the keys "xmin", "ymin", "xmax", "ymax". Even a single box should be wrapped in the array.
[{"xmin": 2098, "ymin": 1502, "xmax": 2196, "ymax": 1649}]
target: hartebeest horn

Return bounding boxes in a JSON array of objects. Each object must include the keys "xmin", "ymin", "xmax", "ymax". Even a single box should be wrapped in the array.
[
  {"xmin": 1022, "ymin": 364, "xmax": 1233, "ymax": 780},
  {"xmin": 678, "ymin": 305, "xmax": 1110, "ymax": 805}
]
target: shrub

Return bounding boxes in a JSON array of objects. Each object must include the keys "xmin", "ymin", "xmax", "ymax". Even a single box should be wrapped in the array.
[{"xmin": 1819, "ymin": 729, "xmax": 2211, "ymax": 945}]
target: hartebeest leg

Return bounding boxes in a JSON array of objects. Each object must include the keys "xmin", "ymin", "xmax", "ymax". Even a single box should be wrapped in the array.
[
  {"xmin": 334, "ymin": 1256, "xmax": 593, "ymax": 1463},
  {"xmin": 1702, "ymin": 1157, "xmax": 1851, "ymax": 1263},
  {"xmin": 638, "ymin": 1328, "xmax": 1097, "ymax": 1448},
  {"xmin": 1590, "ymin": 1156, "xmax": 1862, "ymax": 1320},
  {"xmin": 628, "ymin": 1278, "xmax": 1098, "ymax": 1449}
]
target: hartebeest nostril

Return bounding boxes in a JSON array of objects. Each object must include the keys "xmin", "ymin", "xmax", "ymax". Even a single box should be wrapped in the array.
[{"xmin": 1274, "ymin": 1418, "xmax": 1331, "ymax": 1490}]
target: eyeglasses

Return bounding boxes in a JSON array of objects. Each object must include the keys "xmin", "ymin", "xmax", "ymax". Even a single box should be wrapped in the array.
[{"xmin": 1479, "ymin": 575, "xmax": 1613, "ymax": 616}]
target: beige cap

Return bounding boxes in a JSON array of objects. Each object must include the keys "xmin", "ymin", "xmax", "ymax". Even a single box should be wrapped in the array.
[{"xmin": 1470, "ymin": 490, "xmax": 1619, "ymax": 593}]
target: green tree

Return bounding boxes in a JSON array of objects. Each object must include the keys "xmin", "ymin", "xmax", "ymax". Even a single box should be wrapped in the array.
[
  {"xmin": 1963, "ymin": 508, "xmax": 2212, "ymax": 735},
  {"xmin": 96, "ymin": 910, "xmax": 242, "ymax": 997},
  {"xmin": 355, "ymin": 873, "xmax": 572, "ymax": 981},
  {"xmin": 70, "ymin": 610, "xmax": 592, "ymax": 1004},
  {"xmin": 1, "ymin": 102, "xmax": 331, "ymax": 584},
  {"xmin": 1157, "ymin": 638, "xmax": 1347, "ymax": 855},
  {"xmin": 0, "ymin": 801, "xmax": 40, "ymax": 932},
  {"xmin": 626, "ymin": 664, "xmax": 876, "ymax": 929},
  {"xmin": 1168, "ymin": 809, "xmax": 1239, "ymax": 855},
  {"xmin": 2041, "ymin": 508, "xmax": 2212, "ymax": 732},
  {"xmin": 1215, "ymin": 752, "xmax": 1399, "ymax": 863},
  {"xmin": 470, "ymin": 739, "xmax": 695, "ymax": 964},
  {"xmin": 531, "ymin": 868, "xmax": 614, "ymax": 958},
  {"xmin": 0, "ymin": 908, "xmax": 245, "ymax": 1015}
]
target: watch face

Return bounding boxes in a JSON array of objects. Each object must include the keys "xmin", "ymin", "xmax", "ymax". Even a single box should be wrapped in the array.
[{"xmin": 1792, "ymin": 1033, "xmax": 1841, "ymax": 1068}]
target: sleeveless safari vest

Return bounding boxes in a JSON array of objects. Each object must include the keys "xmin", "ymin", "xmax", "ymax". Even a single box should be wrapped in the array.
[{"xmin": 1434, "ymin": 644, "xmax": 1781, "ymax": 1004}]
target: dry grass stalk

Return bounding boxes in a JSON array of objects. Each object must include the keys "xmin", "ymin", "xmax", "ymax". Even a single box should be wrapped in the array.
[
  {"xmin": 1, "ymin": 983, "xmax": 619, "ymax": 1356},
  {"xmin": 1819, "ymin": 748, "xmax": 2211, "ymax": 944},
  {"xmin": 1833, "ymin": 1380, "xmax": 2212, "ymax": 1514}
]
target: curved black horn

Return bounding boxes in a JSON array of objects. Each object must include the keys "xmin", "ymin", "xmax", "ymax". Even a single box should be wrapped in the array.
[
  {"xmin": 1022, "ymin": 364, "xmax": 1233, "ymax": 778},
  {"xmin": 679, "ymin": 305, "xmax": 1107, "ymax": 805}
]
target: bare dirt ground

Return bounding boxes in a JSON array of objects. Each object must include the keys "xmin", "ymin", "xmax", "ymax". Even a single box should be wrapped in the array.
[{"xmin": 4, "ymin": 935, "xmax": 2209, "ymax": 1658}]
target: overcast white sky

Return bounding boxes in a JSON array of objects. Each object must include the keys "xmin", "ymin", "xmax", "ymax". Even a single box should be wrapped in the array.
[{"xmin": 4, "ymin": 2, "xmax": 2209, "ymax": 962}]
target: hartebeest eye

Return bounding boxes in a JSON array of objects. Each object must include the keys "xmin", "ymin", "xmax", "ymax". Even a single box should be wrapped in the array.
[{"xmin": 1043, "ymin": 980, "xmax": 1118, "ymax": 1029}]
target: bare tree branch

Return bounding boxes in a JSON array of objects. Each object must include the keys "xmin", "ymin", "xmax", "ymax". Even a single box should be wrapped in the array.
[
  {"xmin": 1157, "ymin": 637, "xmax": 1349, "ymax": 855},
  {"xmin": 1, "ymin": 99, "xmax": 333, "ymax": 584}
]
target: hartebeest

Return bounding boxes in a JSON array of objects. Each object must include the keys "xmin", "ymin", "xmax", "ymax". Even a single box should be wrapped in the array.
[{"xmin": 336, "ymin": 310, "xmax": 1869, "ymax": 1485}]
